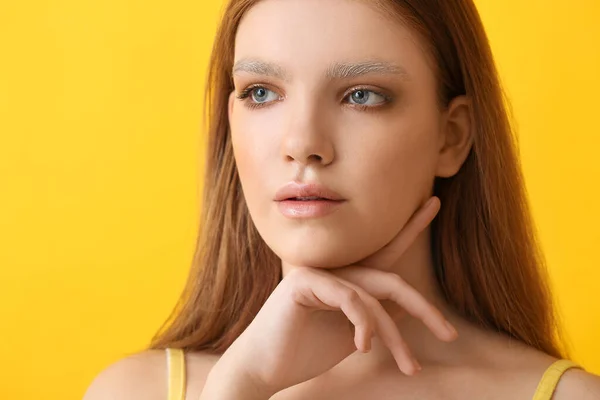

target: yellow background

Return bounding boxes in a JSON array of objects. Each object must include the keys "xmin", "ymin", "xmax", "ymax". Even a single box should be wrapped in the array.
[{"xmin": 0, "ymin": 1, "xmax": 598, "ymax": 398}]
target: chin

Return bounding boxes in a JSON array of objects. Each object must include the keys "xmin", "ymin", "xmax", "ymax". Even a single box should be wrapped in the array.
[
  {"xmin": 269, "ymin": 234, "xmax": 373, "ymax": 269},
  {"xmin": 279, "ymin": 251, "xmax": 347, "ymax": 269},
  {"xmin": 254, "ymin": 213, "xmax": 391, "ymax": 269}
]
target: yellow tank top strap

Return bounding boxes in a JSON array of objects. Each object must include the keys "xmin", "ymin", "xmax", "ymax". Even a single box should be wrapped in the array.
[
  {"xmin": 166, "ymin": 347, "xmax": 186, "ymax": 400},
  {"xmin": 532, "ymin": 359, "xmax": 581, "ymax": 400}
]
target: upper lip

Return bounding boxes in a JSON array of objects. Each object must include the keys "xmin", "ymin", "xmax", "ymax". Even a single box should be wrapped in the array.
[{"xmin": 275, "ymin": 182, "xmax": 345, "ymax": 201}]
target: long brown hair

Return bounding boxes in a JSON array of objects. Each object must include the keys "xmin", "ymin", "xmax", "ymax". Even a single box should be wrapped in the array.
[{"xmin": 149, "ymin": 0, "xmax": 569, "ymax": 359}]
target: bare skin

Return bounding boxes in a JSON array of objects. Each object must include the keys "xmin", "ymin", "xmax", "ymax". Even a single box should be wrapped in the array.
[
  {"xmin": 83, "ymin": 0, "xmax": 600, "ymax": 399},
  {"xmin": 84, "ymin": 343, "xmax": 597, "ymax": 400}
]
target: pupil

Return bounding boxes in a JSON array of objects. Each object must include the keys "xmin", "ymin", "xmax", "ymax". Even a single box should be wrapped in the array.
[
  {"xmin": 353, "ymin": 90, "xmax": 369, "ymax": 104},
  {"xmin": 254, "ymin": 88, "xmax": 267, "ymax": 101}
]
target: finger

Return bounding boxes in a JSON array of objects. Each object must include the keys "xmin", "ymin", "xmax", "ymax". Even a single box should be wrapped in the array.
[
  {"xmin": 381, "ymin": 274, "xmax": 457, "ymax": 342},
  {"xmin": 292, "ymin": 268, "xmax": 374, "ymax": 352},
  {"xmin": 332, "ymin": 267, "xmax": 458, "ymax": 342},
  {"xmin": 369, "ymin": 296, "xmax": 421, "ymax": 375},
  {"xmin": 361, "ymin": 196, "xmax": 441, "ymax": 269},
  {"xmin": 334, "ymin": 278, "xmax": 421, "ymax": 375}
]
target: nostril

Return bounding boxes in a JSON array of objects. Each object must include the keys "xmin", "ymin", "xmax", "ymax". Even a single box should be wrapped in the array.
[{"xmin": 285, "ymin": 153, "xmax": 327, "ymax": 164}]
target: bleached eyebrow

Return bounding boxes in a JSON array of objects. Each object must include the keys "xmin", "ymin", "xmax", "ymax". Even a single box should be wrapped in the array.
[
  {"xmin": 326, "ymin": 61, "xmax": 409, "ymax": 80},
  {"xmin": 233, "ymin": 59, "xmax": 290, "ymax": 81},
  {"xmin": 232, "ymin": 59, "xmax": 410, "ymax": 81}
]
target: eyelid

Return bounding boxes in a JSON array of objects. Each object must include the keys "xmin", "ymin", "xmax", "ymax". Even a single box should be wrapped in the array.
[
  {"xmin": 237, "ymin": 83, "xmax": 284, "ymax": 102},
  {"xmin": 342, "ymin": 86, "xmax": 392, "ymax": 102},
  {"xmin": 236, "ymin": 80, "xmax": 284, "ymax": 96}
]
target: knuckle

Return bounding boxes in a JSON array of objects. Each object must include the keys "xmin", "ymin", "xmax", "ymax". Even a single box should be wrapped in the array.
[
  {"xmin": 392, "ymin": 287, "xmax": 407, "ymax": 304},
  {"xmin": 389, "ymin": 273, "xmax": 406, "ymax": 287},
  {"xmin": 342, "ymin": 288, "xmax": 361, "ymax": 304},
  {"xmin": 361, "ymin": 294, "xmax": 378, "ymax": 309},
  {"xmin": 290, "ymin": 287, "xmax": 307, "ymax": 304},
  {"xmin": 285, "ymin": 267, "xmax": 315, "ymax": 296},
  {"xmin": 287, "ymin": 266, "xmax": 312, "ymax": 281}
]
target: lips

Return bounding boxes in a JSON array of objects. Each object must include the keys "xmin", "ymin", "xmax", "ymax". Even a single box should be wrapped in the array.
[
  {"xmin": 274, "ymin": 182, "xmax": 345, "ymax": 202},
  {"xmin": 275, "ymin": 182, "xmax": 346, "ymax": 218},
  {"xmin": 291, "ymin": 196, "xmax": 326, "ymax": 201}
]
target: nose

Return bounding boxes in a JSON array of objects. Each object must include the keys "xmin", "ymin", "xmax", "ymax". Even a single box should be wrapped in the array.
[{"xmin": 280, "ymin": 102, "xmax": 335, "ymax": 166}]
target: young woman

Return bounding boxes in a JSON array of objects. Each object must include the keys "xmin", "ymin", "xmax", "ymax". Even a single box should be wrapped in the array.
[{"xmin": 84, "ymin": 0, "xmax": 600, "ymax": 399}]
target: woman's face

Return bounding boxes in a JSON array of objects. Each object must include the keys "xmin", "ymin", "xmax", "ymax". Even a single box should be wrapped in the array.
[{"xmin": 229, "ymin": 0, "xmax": 460, "ymax": 268}]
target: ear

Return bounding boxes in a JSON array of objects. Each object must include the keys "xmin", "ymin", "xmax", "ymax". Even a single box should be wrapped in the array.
[{"xmin": 435, "ymin": 95, "xmax": 474, "ymax": 178}]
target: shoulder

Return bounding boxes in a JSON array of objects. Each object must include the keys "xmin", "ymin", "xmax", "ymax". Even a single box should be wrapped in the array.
[
  {"xmin": 83, "ymin": 349, "xmax": 168, "ymax": 400},
  {"xmin": 83, "ymin": 348, "xmax": 222, "ymax": 400},
  {"xmin": 553, "ymin": 367, "xmax": 600, "ymax": 400},
  {"xmin": 468, "ymin": 331, "xmax": 598, "ymax": 399}
]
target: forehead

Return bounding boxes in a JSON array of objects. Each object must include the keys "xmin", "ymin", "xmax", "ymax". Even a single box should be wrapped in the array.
[{"xmin": 233, "ymin": 0, "xmax": 432, "ymax": 81}]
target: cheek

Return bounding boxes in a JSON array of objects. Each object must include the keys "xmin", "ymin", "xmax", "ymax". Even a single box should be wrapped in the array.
[
  {"xmin": 369, "ymin": 133, "xmax": 435, "ymax": 201},
  {"xmin": 351, "ymin": 114, "xmax": 439, "ymax": 199},
  {"xmin": 231, "ymin": 110, "xmax": 281, "ymax": 216},
  {"xmin": 232, "ymin": 121, "xmax": 262, "ymax": 202},
  {"xmin": 343, "ymin": 116, "xmax": 439, "ymax": 245}
]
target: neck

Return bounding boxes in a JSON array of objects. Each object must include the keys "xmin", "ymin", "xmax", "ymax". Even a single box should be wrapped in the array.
[
  {"xmin": 370, "ymin": 227, "xmax": 465, "ymax": 364},
  {"xmin": 353, "ymin": 227, "xmax": 490, "ymax": 371}
]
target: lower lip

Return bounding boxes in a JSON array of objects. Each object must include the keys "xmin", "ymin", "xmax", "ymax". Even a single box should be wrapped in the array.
[{"xmin": 277, "ymin": 200, "xmax": 345, "ymax": 218}]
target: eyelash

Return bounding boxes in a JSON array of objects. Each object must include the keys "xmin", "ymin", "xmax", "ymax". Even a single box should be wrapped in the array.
[{"xmin": 235, "ymin": 84, "xmax": 392, "ymax": 111}]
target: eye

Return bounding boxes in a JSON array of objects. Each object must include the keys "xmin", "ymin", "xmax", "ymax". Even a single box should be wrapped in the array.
[
  {"xmin": 236, "ymin": 85, "xmax": 391, "ymax": 110},
  {"xmin": 236, "ymin": 85, "xmax": 281, "ymax": 108},
  {"xmin": 251, "ymin": 87, "xmax": 279, "ymax": 103},
  {"xmin": 346, "ymin": 89, "xmax": 387, "ymax": 106}
]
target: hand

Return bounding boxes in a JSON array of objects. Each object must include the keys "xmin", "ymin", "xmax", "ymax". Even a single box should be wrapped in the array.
[{"xmin": 201, "ymin": 196, "xmax": 456, "ymax": 398}]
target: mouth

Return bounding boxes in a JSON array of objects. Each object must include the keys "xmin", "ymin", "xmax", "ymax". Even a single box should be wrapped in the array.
[
  {"xmin": 274, "ymin": 182, "xmax": 345, "ymax": 202},
  {"xmin": 275, "ymin": 182, "xmax": 346, "ymax": 218},
  {"xmin": 284, "ymin": 196, "xmax": 337, "ymax": 201}
]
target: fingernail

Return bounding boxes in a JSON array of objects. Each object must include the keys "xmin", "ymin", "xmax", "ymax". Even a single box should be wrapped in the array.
[
  {"xmin": 445, "ymin": 320, "xmax": 458, "ymax": 336},
  {"xmin": 412, "ymin": 358, "xmax": 422, "ymax": 372}
]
